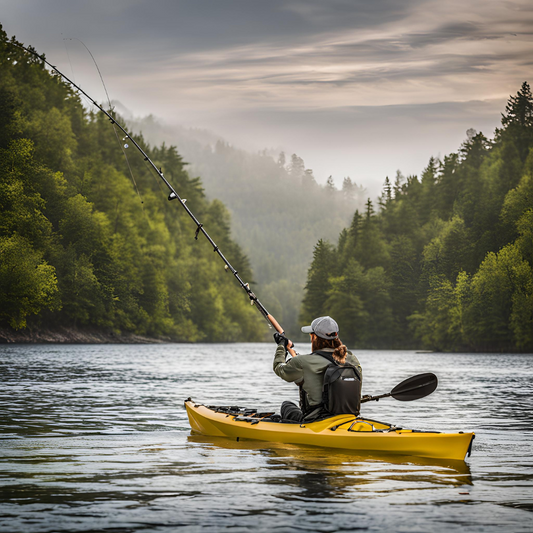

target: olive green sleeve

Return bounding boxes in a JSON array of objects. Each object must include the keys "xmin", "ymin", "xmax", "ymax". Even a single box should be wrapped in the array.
[
  {"xmin": 346, "ymin": 351, "xmax": 363, "ymax": 381},
  {"xmin": 273, "ymin": 344, "xmax": 304, "ymax": 383}
]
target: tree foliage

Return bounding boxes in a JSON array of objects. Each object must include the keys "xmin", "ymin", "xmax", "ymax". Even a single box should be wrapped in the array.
[
  {"xmin": 301, "ymin": 82, "xmax": 533, "ymax": 352},
  {"xmin": 0, "ymin": 27, "xmax": 262, "ymax": 340}
]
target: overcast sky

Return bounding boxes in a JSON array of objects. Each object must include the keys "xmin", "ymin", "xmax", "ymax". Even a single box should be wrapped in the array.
[{"xmin": 2, "ymin": 0, "xmax": 533, "ymax": 195}]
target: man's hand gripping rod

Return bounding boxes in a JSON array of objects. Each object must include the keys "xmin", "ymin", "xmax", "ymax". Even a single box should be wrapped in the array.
[{"xmin": 245, "ymin": 285, "xmax": 297, "ymax": 357}]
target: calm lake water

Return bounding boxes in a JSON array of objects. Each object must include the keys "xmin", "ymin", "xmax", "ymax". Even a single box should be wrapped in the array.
[{"xmin": 0, "ymin": 343, "xmax": 532, "ymax": 532}]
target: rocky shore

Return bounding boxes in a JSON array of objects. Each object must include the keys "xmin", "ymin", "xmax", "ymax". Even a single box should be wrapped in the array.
[{"xmin": 0, "ymin": 325, "xmax": 169, "ymax": 344}]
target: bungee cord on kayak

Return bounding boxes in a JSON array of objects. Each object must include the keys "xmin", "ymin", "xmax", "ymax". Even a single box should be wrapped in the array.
[{"xmin": 12, "ymin": 41, "xmax": 296, "ymax": 355}]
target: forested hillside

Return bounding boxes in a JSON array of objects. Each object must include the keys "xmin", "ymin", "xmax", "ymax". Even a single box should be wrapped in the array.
[
  {"xmin": 302, "ymin": 83, "xmax": 533, "ymax": 352},
  {"xmin": 126, "ymin": 116, "xmax": 366, "ymax": 337},
  {"xmin": 0, "ymin": 28, "xmax": 263, "ymax": 341}
]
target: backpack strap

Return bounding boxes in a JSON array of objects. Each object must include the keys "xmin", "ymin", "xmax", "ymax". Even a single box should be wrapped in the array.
[
  {"xmin": 313, "ymin": 350, "xmax": 361, "ymax": 380},
  {"xmin": 312, "ymin": 350, "xmax": 338, "ymax": 366}
]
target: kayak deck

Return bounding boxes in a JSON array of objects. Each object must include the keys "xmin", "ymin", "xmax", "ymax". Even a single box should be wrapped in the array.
[{"xmin": 184, "ymin": 399, "xmax": 475, "ymax": 461}]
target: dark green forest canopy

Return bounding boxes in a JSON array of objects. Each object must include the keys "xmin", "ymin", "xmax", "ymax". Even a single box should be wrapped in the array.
[
  {"xmin": 301, "ymin": 82, "xmax": 533, "ymax": 353},
  {"xmin": 0, "ymin": 27, "xmax": 263, "ymax": 341}
]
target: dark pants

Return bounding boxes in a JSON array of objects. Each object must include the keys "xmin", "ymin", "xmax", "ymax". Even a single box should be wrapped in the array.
[{"xmin": 281, "ymin": 401, "xmax": 304, "ymax": 422}]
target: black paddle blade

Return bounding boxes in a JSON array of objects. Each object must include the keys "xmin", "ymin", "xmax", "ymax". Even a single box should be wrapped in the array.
[{"xmin": 391, "ymin": 373, "xmax": 438, "ymax": 401}]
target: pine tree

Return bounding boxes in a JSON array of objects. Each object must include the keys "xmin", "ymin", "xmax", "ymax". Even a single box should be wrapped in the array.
[
  {"xmin": 300, "ymin": 239, "xmax": 336, "ymax": 323},
  {"xmin": 289, "ymin": 154, "xmax": 305, "ymax": 180},
  {"xmin": 349, "ymin": 210, "xmax": 362, "ymax": 241},
  {"xmin": 434, "ymin": 152, "xmax": 460, "ymax": 219},
  {"xmin": 337, "ymin": 228, "xmax": 349, "ymax": 260},
  {"xmin": 379, "ymin": 176, "xmax": 392, "ymax": 207},
  {"xmin": 326, "ymin": 175, "xmax": 336, "ymax": 192},
  {"xmin": 501, "ymin": 81, "xmax": 533, "ymax": 128},
  {"xmin": 459, "ymin": 131, "xmax": 491, "ymax": 166},
  {"xmin": 342, "ymin": 177, "xmax": 353, "ymax": 200},
  {"xmin": 365, "ymin": 198, "xmax": 374, "ymax": 219},
  {"xmin": 500, "ymin": 81, "xmax": 533, "ymax": 162},
  {"xmin": 393, "ymin": 170, "xmax": 405, "ymax": 198},
  {"xmin": 419, "ymin": 157, "xmax": 438, "ymax": 222},
  {"xmin": 421, "ymin": 157, "xmax": 438, "ymax": 188}
]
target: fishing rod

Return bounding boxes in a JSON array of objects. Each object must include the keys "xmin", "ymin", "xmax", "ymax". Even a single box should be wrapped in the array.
[{"xmin": 12, "ymin": 42, "xmax": 297, "ymax": 357}]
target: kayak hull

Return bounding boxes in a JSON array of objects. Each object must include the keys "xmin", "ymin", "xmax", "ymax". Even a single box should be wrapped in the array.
[{"xmin": 184, "ymin": 400, "xmax": 474, "ymax": 461}]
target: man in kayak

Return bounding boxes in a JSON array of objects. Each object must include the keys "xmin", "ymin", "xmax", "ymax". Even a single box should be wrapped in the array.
[{"xmin": 273, "ymin": 316, "xmax": 362, "ymax": 422}]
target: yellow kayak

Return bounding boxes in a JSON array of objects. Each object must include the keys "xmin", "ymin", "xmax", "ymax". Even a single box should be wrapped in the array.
[{"xmin": 184, "ymin": 399, "xmax": 475, "ymax": 461}]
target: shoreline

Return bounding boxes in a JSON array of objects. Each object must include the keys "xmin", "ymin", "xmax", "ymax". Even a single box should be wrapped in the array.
[
  {"xmin": 0, "ymin": 325, "xmax": 170, "ymax": 344},
  {"xmin": 1, "ymin": 327, "xmax": 530, "ymax": 353}
]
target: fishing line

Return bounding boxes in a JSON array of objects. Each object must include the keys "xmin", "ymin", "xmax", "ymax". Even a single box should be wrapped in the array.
[
  {"xmin": 61, "ymin": 34, "xmax": 76, "ymax": 84},
  {"xmin": 10, "ymin": 41, "xmax": 293, "ymax": 345},
  {"xmin": 65, "ymin": 37, "xmax": 144, "ymax": 207},
  {"xmin": 137, "ymin": 156, "xmax": 178, "ymax": 229},
  {"xmin": 141, "ymin": 155, "xmax": 167, "ymax": 195}
]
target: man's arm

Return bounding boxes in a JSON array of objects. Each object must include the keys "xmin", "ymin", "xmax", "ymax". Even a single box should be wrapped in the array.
[{"xmin": 273, "ymin": 344, "xmax": 304, "ymax": 383}]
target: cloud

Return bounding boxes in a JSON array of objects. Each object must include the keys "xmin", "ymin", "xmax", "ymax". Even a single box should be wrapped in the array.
[
  {"xmin": 0, "ymin": 0, "xmax": 531, "ymax": 190},
  {"xmin": 100, "ymin": 0, "xmax": 529, "ymax": 116},
  {"xmin": 0, "ymin": 0, "xmax": 422, "ymax": 55},
  {"xmin": 2, "ymin": 0, "xmax": 531, "ymax": 108}
]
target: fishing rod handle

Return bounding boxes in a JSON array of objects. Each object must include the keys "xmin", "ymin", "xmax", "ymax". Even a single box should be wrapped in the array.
[{"xmin": 268, "ymin": 314, "xmax": 297, "ymax": 357}]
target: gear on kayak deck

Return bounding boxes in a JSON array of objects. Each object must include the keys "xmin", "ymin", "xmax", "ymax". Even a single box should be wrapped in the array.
[{"xmin": 184, "ymin": 399, "xmax": 475, "ymax": 461}]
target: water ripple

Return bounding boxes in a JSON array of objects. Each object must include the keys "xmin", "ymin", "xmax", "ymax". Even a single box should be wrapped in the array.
[{"xmin": 0, "ymin": 344, "xmax": 532, "ymax": 532}]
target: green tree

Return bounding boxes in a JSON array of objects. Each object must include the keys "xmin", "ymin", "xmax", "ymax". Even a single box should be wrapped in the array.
[
  {"xmin": 354, "ymin": 200, "xmax": 389, "ymax": 270},
  {"xmin": 410, "ymin": 271, "xmax": 470, "ymax": 351},
  {"xmin": 0, "ymin": 234, "xmax": 59, "ymax": 328},
  {"xmin": 325, "ymin": 259, "xmax": 367, "ymax": 346},
  {"xmin": 422, "ymin": 215, "xmax": 472, "ymax": 282},
  {"xmin": 464, "ymin": 244, "xmax": 532, "ymax": 351},
  {"xmin": 501, "ymin": 81, "xmax": 533, "ymax": 129},
  {"xmin": 302, "ymin": 82, "xmax": 533, "ymax": 351},
  {"xmin": 300, "ymin": 239, "xmax": 336, "ymax": 324},
  {"xmin": 378, "ymin": 176, "xmax": 392, "ymax": 207}
]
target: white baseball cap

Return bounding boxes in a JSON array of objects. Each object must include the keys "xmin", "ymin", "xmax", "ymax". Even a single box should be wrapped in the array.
[{"xmin": 301, "ymin": 316, "xmax": 339, "ymax": 339}]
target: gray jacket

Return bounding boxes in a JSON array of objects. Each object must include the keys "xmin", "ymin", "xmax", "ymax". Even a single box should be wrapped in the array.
[{"xmin": 273, "ymin": 345, "xmax": 362, "ymax": 408}]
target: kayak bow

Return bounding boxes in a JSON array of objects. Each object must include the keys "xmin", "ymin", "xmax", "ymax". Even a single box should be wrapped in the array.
[{"xmin": 184, "ymin": 399, "xmax": 475, "ymax": 461}]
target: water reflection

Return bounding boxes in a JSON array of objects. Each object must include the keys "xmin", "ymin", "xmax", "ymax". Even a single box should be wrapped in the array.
[
  {"xmin": 187, "ymin": 434, "xmax": 473, "ymax": 492},
  {"xmin": 0, "ymin": 344, "xmax": 531, "ymax": 532}
]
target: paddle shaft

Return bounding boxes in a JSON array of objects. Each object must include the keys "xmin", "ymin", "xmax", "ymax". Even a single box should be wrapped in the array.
[
  {"xmin": 362, "ymin": 373, "xmax": 438, "ymax": 403},
  {"xmin": 361, "ymin": 392, "xmax": 391, "ymax": 403}
]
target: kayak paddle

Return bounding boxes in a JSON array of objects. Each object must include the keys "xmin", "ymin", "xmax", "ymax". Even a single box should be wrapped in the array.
[{"xmin": 361, "ymin": 373, "xmax": 438, "ymax": 403}]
